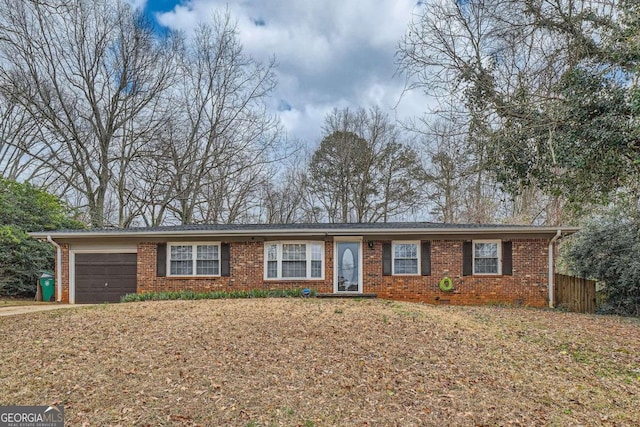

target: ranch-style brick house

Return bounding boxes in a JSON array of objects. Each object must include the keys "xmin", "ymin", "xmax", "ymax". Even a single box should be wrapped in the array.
[{"xmin": 30, "ymin": 222, "xmax": 578, "ymax": 306}]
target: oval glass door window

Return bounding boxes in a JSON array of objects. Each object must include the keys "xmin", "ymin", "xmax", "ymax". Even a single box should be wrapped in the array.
[{"xmin": 342, "ymin": 248, "xmax": 355, "ymax": 282}]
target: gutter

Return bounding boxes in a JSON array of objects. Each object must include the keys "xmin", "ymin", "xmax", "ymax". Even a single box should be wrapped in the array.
[
  {"xmin": 548, "ymin": 229, "xmax": 562, "ymax": 308},
  {"xmin": 46, "ymin": 236, "xmax": 62, "ymax": 302},
  {"xmin": 31, "ymin": 226, "xmax": 581, "ymax": 240}
]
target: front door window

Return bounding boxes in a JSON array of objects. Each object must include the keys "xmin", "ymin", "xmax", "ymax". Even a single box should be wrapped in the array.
[{"xmin": 336, "ymin": 241, "xmax": 361, "ymax": 292}]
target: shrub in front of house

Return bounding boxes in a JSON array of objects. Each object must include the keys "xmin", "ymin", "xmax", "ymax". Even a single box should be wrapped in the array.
[
  {"xmin": 563, "ymin": 218, "xmax": 640, "ymax": 317},
  {"xmin": 121, "ymin": 288, "xmax": 316, "ymax": 302}
]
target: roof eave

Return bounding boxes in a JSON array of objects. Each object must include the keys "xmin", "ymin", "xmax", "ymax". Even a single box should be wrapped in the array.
[{"xmin": 30, "ymin": 226, "xmax": 580, "ymax": 240}]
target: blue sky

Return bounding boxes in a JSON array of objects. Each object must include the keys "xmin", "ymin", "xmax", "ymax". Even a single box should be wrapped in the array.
[{"xmin": 138, "ymin": 0, "xmax": 429, "ymax": 145}]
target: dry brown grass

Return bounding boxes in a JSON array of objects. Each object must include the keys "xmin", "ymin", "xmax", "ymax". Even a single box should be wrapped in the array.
[
  {"xmin": 0, "ymin": 298, "xmax": 55, "ymax": 308},
  {"xmin": 0, "ymin": 299, "xmax": 638, "ymax": 426}
]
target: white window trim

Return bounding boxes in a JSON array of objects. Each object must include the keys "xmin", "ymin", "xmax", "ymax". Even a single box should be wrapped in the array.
[
  {"xmin": 264, "ymin": 241, "xmax": 325, "ymax": 280},
  {"xmin": 69, "ymin": 246, "xmax": 137, "ymax": 305},
  {"xmin": 472, "ymin": 239, "xmax": 502, "ymax": 275},
  {"xmin": 167, "ymin": 242, "xmax": 221, "ymax": 277},
  {"xmin": 392, "ymin": 240, "xmax": 421, "ymax": 276}
]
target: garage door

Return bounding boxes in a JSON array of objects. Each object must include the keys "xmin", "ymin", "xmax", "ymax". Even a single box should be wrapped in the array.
[{"xmin": 75, "ymin": 253, "xmax": 137, "ymax": 303}]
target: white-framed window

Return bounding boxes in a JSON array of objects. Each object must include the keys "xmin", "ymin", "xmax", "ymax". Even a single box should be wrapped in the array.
[
  {"xmin": 168, "ymin": 243, "xmax": 220, "ymax": 276},
  {"xmin": 473, "ymin": 240, "xmax": 501, "ymax": 275},
  {"xmin": 264, "ymin": 241, "xmax": 324, "ymax": 280},
  {"xmin": 392, "ymin": 241, "xmax": 420, "ymax": 275}
]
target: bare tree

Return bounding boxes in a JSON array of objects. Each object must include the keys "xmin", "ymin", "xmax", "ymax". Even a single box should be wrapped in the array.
[
  {"xmin": 0, "ymin": 96, "xmax": 48, "ymax": 181},
  {"xmin": 396, "ymin": 0, "xmax": 616, "ymax": 223},
  {"xmin": 398, "ymin": 0, "xmax": 507, "ymax": 222},
  {"xmin": 258, "ymin": 159, "xmax": 314, "ymax": 224},
  {"xmin": 0, "ymin": 0, "xmax": 175, "ymax": 227},
  {"xmin": 136, "ymin": 13, "xmax": 284, "ymax": 225},
  {"xmin": 398, "ymin": 0, "xmax": 637, "ymax": 222},
  {"xmin": 415, "ymin": 118, "xmax": 468, "ymax": 223},
  {"xmin": 309, "ymin": 130, "xmax": 369, "ymax": 222},
  {"xmin": 309, "ymin": 107, "xmax": 429, "ymax": 223}
]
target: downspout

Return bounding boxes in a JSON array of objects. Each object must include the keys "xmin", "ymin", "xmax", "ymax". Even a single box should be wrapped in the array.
[
  {"xmin": 548, "ymin": 229, "xmax": 562, "ymax": 308},
  {"xmin": 46, "ymin": 236, "xmax": 62, "ymax": 302}
]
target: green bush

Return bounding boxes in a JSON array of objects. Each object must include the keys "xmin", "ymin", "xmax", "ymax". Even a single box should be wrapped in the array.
[
  {"xmin": 0, "ymin": 178, "xmax": 84, "ymax": 297},
  {"xmin": 563, "ymin": 217, "xmax": 640, "ymax": 316},
  {"xmin": 0, "ymin": 225, "xmax": 53, "ymax": 297},
  {"xmin": 121, "ymin": 288, "xmax": 315, "ymax": 302}
]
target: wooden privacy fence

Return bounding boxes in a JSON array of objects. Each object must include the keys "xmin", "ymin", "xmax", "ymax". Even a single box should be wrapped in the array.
[{"xmin": 554, "ymin": 274, "xmax": 597, "ymax": 313}]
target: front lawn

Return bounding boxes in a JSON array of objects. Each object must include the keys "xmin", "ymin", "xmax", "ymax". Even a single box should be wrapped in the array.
[
  {"xmin": 0, "ymin": 299, "xmax": 638, "ymax": 426},
  {"xmin": 0, "ymin": 298, "xmax": 56, "ymax": 308}
]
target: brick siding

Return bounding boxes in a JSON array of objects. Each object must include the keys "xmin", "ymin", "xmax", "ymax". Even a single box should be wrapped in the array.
[
  {"xmin": 56, "ymin": 237, "xmax": 550, "ymax": 307},
  {"xmin": 365, "ymin": 240, "xmax": 549, "ymax": 307},
  {"xmin": 136, "ymin": 241, "xmax": 334, "ymax": 295},
  {"xmin": 57, "ymin": 244, "xmax": 70, "ymax": 303}
]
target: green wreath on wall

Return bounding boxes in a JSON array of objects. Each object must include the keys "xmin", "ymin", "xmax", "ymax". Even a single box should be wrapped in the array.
[{"xmin": 439, "ymin": 276, "xmax": 454, "ymax": 292}]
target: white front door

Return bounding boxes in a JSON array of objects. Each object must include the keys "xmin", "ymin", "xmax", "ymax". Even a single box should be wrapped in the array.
[{"xmin": 334, "ymin": 240, "xmax": 362, "ymax": 293}]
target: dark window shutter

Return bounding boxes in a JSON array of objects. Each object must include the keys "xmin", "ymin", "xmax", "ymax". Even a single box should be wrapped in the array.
[
  {"xmin": 157, "ymin": 243, "xmax": 167, "ymax": 277},
  {"xmin": 421, "ymin": 241, "xmax": 431, "ymax": 276},
  {"xmin": 221, "ymin": 243, "xmax": 231, "ymax": 277},
  {"xmin": 502, "ymin": 241, "xmax": 513, "ymax": 276},
  {"xmin": 462, "ymin": 241, "xmax": 473, "ymax": 276},
  {"xmin": 382, "ymin": 243, "xmax": 392, "ymax": 276}
]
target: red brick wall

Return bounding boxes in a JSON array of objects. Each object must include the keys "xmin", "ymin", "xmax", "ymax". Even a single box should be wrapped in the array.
[
  {"xmin": 56, "ymin": 237, "xmax": 550, "ymax": 307},
  {"xmin": 135, "ymin": 238, "xmax": 549, "ymax": 307},
  {"xmin": 364, "ymin": 239, "xmax": 549, "ymax": 307},
  {"xmin": 137, "ymin": 241, "xmax": 334, "ymax": 294},
  {"xmin": 57, "ymin": 244, "xmax": 70, "ymax": 303}
]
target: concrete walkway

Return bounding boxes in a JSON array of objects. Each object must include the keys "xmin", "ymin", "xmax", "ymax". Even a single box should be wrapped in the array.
[{"xmin": 0, "ymin": 304, "xmax": 77, "ymax": 317}]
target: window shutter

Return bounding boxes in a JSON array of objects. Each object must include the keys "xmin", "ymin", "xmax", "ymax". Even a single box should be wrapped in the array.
[
  {"xmin": 382, "ymin": 243, "xmax": 392, "ymax": 276},
  {"xmin": 157, "ymin": 243, "xmax": 167, "ymax": 277},
  {"xmin": 502, "ymin": 241, "xmax": 513, "ymax": 276},
  {"xmin": 221, "ymin": 243, "xmax": 231, "ymax": 277},
  {"xmin": 420, "ymin": 241, "xmax": 431, "ymax": 276},
  {"xmin": 462, "ymin": 241, "xmax": 473, "ymax": 276}
]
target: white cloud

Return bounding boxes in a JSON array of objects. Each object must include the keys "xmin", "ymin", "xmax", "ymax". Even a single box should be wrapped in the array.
[
  {"xmin": 279, "ymin": 100, "xmax": 352, "ymax": 147},
  {"xmin": 155, "ymin": 3, "xmax": 200, "ymax": 29},
  {"xmin": 154, "ymin": 0, "xmax": 431, "ymax": 145}
]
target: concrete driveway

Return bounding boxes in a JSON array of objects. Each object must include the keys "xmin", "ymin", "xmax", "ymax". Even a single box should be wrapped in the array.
[{"xmin": 0, "ymin": 304, "xmax": 77, "ymax": 317}]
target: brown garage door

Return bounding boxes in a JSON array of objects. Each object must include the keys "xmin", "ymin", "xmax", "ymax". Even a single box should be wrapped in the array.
[{"xmin": 75, "ymin": 253, "xmax": 137, "ymax": 303}]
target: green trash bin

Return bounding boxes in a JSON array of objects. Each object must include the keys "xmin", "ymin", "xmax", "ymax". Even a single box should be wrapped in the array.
[{"xmin": 39, "ymin": 273, "xmax": 55, "ymax": 302}]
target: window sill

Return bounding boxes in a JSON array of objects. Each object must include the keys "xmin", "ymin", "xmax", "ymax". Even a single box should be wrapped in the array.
[
  {"xmin": 166, "ymin": 275, "xmax": 222, "ymax": 279},
  {"xmin": 264, "ymin": 278, "xmax": 325, "ymax": 281}
]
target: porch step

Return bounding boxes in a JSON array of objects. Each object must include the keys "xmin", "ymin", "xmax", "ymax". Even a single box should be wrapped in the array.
[{"xmin": 316, "ymin": 293, "xmax": 377, "ymax": 299}]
